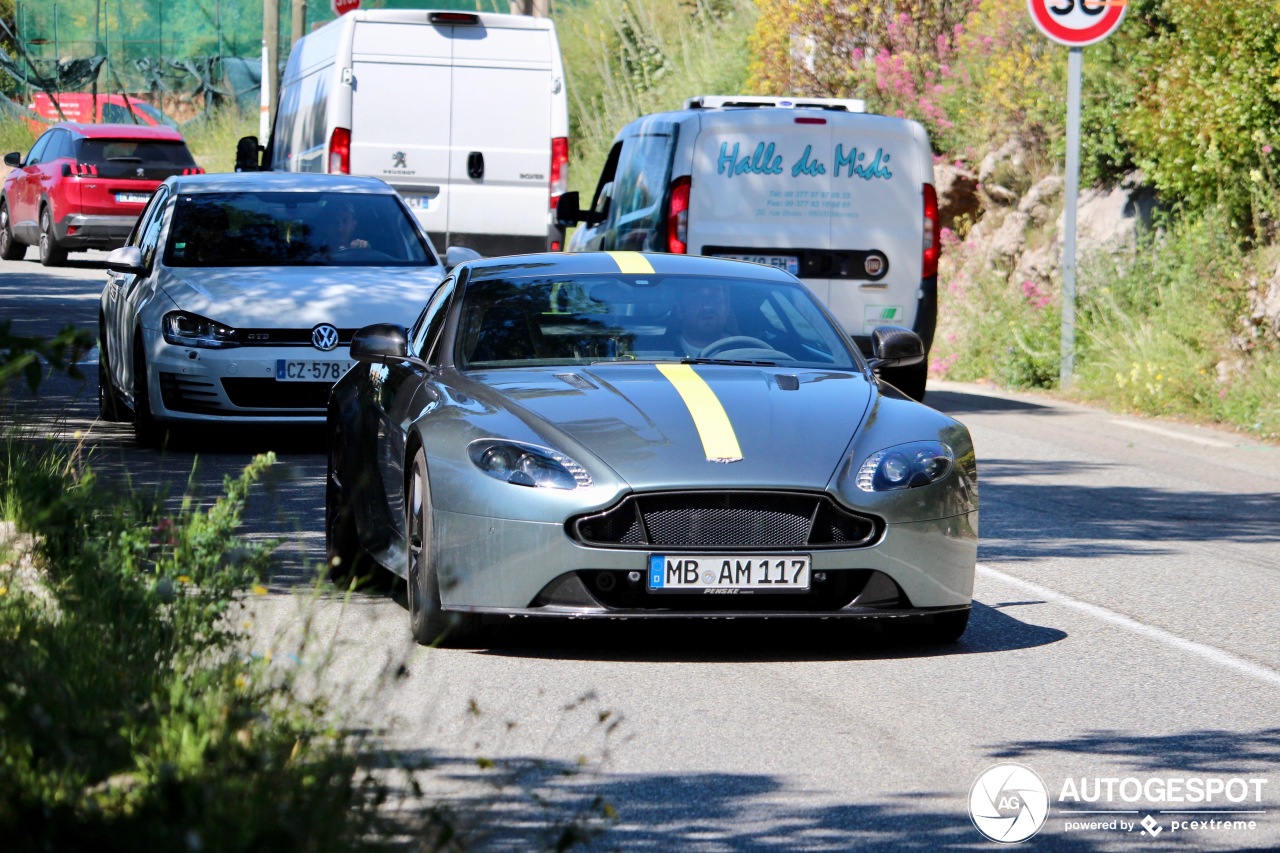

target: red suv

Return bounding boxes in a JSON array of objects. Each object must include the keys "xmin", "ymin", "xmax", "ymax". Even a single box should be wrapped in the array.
[{"xmin": 1, "ymin": 123, "xmax": 202, "ymax": 266}]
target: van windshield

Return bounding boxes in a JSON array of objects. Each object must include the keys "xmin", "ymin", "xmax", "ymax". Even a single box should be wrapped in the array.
[
  {"xmin": 164, "ymin": 190, "xmax": 438, "ymax": 268},
  {"xmin": 76, "ymin": 139, "xmax": 196, "ymax": 180}
]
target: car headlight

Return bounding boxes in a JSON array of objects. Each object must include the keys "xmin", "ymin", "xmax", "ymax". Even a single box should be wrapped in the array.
[
  {"xmin": 855, "ymin": 441, "xmax": 953, "ymax": 492},
  {"xmin": 468, "ymin": 439, "xmax": 592, "ymax": 490},
  {"xmin": 162, "ymin": 311, "xmax": 240, "ymax": 349}
]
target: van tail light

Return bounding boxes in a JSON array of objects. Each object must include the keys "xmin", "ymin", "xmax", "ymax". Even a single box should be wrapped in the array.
[
  {"xmin": 63, "ymin": 162, "xmax": 98, "ymax": 177},
  {"xmin": 667, "ymin": 176, "xmax": 691, "ymax": 254},
  {"xmin": 328, "ymin": 127, "xmax": 351, "ymax": 175},
  {"xmin": 550, "ymin": 137, "xmax": 569, "ymax": 210},
  {"xmin": 922, "ymin": 183, "xmax": 940, "ymax": 278}
]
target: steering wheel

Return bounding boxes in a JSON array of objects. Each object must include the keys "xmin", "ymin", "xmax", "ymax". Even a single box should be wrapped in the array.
[{"xmin": 698, "ymin": 336, "xmax": 791, "ymax": 360}]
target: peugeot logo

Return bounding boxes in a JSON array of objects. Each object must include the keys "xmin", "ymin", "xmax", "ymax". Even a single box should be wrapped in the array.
[
  {"xmin": 311, "ymin": 324, "xmax": 340, "ymax": 351},
  {"xmin": 392, "ymin": 151, "xmax": 407, "ymax": 168},
  {"xmin": 136, "ymin": 167, "xmax": 145, "ymax": 178}
]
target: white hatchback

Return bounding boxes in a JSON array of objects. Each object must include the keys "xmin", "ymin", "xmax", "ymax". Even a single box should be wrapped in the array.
[{"xmin": 98, "ymin": 171, "xmax": 469, "ymax": 446}]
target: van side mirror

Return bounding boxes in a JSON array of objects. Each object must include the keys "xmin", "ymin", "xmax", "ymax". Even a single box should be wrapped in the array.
[
  {"xmin": 555, "ymin": 191, "xmax": 583, "ymax": 228},
  {"xmin": 235, "ymin": 136, "xmax": 264, "ymax": 172},
  {"xmin": 866, "ymin": 325, "xmax": 924, "ymax": 370}
]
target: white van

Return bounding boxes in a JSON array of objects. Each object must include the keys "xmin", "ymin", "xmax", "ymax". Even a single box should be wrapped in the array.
[
  {"xmin": 558, "ymin": 95, "xmax": 939, "ymax": 399},
  {"xmin": 245, "ymin": 9, "xmax": 570, "ymax": 256}
]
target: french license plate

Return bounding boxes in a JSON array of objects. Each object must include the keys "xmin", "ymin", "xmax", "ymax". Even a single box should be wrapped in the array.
[
  {"xmin": 115, "ymin": 192, "xmax": 151, "ymax": 204},
  {"xmin": 402, "ymin": 195, "xmax": 429, "ymax": 210},
  {"xmin": 715, "ymin": 254, "xmax": 800, "ymax": 275},
  {"xmin": 275, "ymin": 360, "xmax": 354, "ymax": 382},
  {"xmin": 648, "ymin": 554, "xmax": 811, "ymax": 592}
]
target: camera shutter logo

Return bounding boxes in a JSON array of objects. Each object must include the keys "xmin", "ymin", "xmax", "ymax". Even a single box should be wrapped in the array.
[
  {"xmin": 312, "ymin": 324, "xmax": 340, "ymax": 352},
  {"xmin": 969, "ymin": 764, "xmax": 1050, "ymax": 843}
]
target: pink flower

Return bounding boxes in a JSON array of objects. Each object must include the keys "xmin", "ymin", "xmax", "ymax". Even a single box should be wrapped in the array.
[{"xmin": 1265, "ymin": 145, "xmax": 1274, "ymax": 154}]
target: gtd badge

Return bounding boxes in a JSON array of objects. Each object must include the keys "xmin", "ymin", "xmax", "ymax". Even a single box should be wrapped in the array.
[
  {"xmin": 311, "ymin": 324, "xmax": 340, "ymax": 351},
  {"xmin": 969, "ymin": 764, "xmax": 1050, "ymax": 843}
]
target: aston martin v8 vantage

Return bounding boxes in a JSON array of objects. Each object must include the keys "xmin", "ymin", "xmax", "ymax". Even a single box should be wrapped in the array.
[{"xmin": 326, "ymin": 251, "xmax": 978, "ymax": 646}]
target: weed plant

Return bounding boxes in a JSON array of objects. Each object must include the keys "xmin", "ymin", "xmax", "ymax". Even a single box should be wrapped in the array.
[
  {"xmin": 0, "ymin": 441, "xmax": 385, "ymax": 850},
  {"xmin": 177, "ymin": 103, "xmax": 259, "ymax": 174}
]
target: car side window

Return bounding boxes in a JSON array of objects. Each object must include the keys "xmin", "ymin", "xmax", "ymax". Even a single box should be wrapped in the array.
[
  {"xmin": 411, "ymin": 276, "xmax": 457, "ymax": 362},
  {"xmin": 609, "ymin": 134, "xmax": 675, "ymax": 250},
  {"xmin": 136, "ymin": 188, "xmax": 170, "ymax": 268},
  {"xmin": 588, "ymin": 143, "xmax": 622, "ymax": 221},
  {"xmin": 25, "ymin": 132, "xmax": 52, "ymax": 166},
  {"xmin": 128, "ymin": 188, "xmax": 167, "ymax": 248},
  {"xmin": 44, "ymin": 130, "xmax": 71, "ymax": 161}
]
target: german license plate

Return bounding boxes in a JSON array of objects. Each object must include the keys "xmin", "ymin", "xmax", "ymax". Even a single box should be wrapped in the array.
[
  {"xmin": 115, "ymin": 192, "xmax": 151, "ymax": 204},
  {"xmin": 648, "ymin": 554, "xmax": 811, "ymax": 592},
  {"xmin": 275, "ymin": 360, "xmax": 353, "ymax": 382},
  {"xmin": 402, "ymin": 194, "xmax": 429, "ymax": 210},
  {"xmin": 715, "ymin": 254, "xmax": 800, "ymax": 275}
]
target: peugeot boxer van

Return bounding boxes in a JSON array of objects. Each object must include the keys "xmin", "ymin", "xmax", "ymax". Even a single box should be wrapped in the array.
[
  {"xmin": 240, "ymin": 9, "xmax": 570, "ymax": 256},
  {"xmin": 558, "ymin": 95, "xmax": 939, "ymax": 399}
]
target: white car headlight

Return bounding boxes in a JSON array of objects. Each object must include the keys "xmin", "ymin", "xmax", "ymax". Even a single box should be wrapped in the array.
[
  {"xmin": 162, "ymin": 311, "xmax": 240, "ymax": 349},
  {"xmin": 468, "ymin": 439, "xmax": 592, "ymax": 490},
  {"xmin": 855, "ymin": 441, "xmax": 953, "ymax": 492}
]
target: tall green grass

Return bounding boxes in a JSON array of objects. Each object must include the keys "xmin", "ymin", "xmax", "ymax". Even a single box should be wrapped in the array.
[{"xmin": 558, "ymin": 0, "xmax": 757, "ymax": 196}]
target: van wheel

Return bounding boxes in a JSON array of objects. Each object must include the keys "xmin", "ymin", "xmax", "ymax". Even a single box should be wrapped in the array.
[
  {"xmin": 883, "ymin": 360, "xmax": 928, "ymax": 402},
  {"xmin": 39, "ymin": 207, "xmax": 67, "ymax": 267},
  {"xmin": 0, "ymin": 202, "xmax": 26, "ymax": 260}
]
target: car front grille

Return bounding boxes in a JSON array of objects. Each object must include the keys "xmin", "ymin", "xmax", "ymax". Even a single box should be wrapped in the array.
[
  {"xmin": 568, "ymin": 491, "xmax": 882, "ymax": 551},
  {"xmin": 221, "ymin": 378, "xmax": 331, "ymax": 410},
  {"xmin": 235, "ymin": 328, "xmax": 358, "ymax": 347}
]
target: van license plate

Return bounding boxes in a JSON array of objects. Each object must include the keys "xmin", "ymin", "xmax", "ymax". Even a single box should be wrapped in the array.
[
  {"xmin": 715, "ymin": 254, "xmax": 799, "ymax": 275},
  {"xmin": 648, "ymin": 554, "xmax": 810, "ymax": 592},
  {"xmin": 275, "ymin": 360, "xmax": 354, "ymax": 382},
  {"xmin": 402, "ymin": 195, "xmax": 429, "ymax": 210},
  {"xmin": 115, "ymin": 192, "xmax": 151, "ymax": 204}
]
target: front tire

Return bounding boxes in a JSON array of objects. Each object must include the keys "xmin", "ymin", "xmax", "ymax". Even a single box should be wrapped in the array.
[
  {"xmin": 39, "ymin": 206, "xmax": 67, "ymax": 267},
  {"xmin": 325, "ymin": 419, "xmax": 374, "ymax": 589},
  {"xmin": 0, "ymin": 201, "xmax": 26, "ymax": 260},
  {"xmin": 407, "ymin": 448, "xmax": 484, "ymax": 647},
  {"xmin": 132, "ymin": 338, "xmax": 164, "ymax": 448}
]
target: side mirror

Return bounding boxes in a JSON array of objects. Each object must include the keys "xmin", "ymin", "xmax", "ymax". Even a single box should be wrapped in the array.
[
  {"xmin": 350, "ymin": 323, "xmax": 415, "ymax": 365},
  {"xmin": 554, "ymin": 191, "xmax": 583, "ymax": 228},
  {"xmin": 445, "ymin": 245, "xmax": 482, "ymax": 270},
  {"xmin": 104, "ymin": 245, "xmax": 147, "ymax": 276},
  {"xmin": 866, "ymin": 325, "xmax": 924, "ymax": 370},
  {"xmin": 4, "ymin": 152, "xmax": 22, "ymax": 167},
  {"xmin": 234, "ymin": 135, "xmax": 264, "ymax": 172}
]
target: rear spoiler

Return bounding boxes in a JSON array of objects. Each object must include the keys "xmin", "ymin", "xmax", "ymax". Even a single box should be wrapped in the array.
[{"xmin": 684, "ymin": 95, "xmax": 866, "ymax": 113}]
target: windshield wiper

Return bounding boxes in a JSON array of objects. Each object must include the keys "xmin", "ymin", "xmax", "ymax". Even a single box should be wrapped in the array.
[{"xmin": 680, "ymin": 357, "xmax": 778, "ymax": 366}]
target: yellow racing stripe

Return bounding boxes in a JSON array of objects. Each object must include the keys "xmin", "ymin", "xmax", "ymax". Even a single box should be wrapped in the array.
[
  {"xmin": 656, "ymin": 364, "xmax": 743, "ymax": 463},
  {"xmin": 606, "ymin": 251, "xmax": 655, "ymax": 275}
]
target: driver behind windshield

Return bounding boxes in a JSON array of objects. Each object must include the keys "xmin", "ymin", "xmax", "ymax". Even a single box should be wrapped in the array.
[{"xmin": 671, "ymin": 280, "xmax": 737, "ymax": 357}]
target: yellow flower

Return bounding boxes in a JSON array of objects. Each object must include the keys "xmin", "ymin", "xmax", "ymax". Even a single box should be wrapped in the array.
[
  {"xmin": 177, "ymin": 575, "xmax": 192, "ymax": 584},
  {"xmin": 252, "ymin": 584, "xmax": 268, "ymax": 595}
]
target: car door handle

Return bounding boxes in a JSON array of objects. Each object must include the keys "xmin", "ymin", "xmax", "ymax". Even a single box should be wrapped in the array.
[{"xmin": 467, "ymin": 151, "xmax": 484, "ymax": 180}]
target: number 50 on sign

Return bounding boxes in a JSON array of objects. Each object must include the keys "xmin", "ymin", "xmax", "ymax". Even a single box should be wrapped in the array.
[{"xmin": 1027, "ymin": 0, "xmax": 1127, "ymax": 48}]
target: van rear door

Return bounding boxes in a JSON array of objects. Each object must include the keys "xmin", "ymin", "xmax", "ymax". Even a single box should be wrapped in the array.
[
  {"xmin": 688, "ymin": 112, "xmax": 925, "ymax": 339},
  {"xmin": 446, "ymin": 25, "xmax": 553, "ymax": 255},
  {"xmin": 349, "ymin": 20, "xmax": 453, "ymax": 240}
]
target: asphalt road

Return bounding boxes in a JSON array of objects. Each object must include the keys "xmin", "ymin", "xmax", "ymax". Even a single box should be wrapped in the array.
[{"xmin": 5, "ymin": 250, "xmax": 1280, "ymax": 851}]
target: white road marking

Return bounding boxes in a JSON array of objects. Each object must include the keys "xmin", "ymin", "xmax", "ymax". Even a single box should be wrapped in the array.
[
  {"xmin": 977, "ymin": 563, "xmax": 1280, "ymax": 687},
  {"xmin": 1110, "ymin": 418, "xmax": 1238, "ymax": 448}
]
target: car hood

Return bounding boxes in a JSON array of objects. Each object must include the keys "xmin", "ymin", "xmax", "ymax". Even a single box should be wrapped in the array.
[
  {"xmin": 159, "ymin": 266, "xmax": 444, "ymax": 329},
  {"xmin": 467, "ymin": 363, "xmax": 874, "ymax": 490}
]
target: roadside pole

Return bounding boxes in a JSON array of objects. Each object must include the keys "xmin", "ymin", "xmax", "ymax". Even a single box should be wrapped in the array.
[
  {"xmin": 1027, "ymin": 0, "xmax": 1127, "ymax": 388},
  {"xmin": 263, "ymin": 0, "xmax": 279, "ymax": 141}
]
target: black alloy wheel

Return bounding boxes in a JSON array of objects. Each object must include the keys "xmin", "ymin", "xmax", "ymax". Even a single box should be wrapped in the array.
[
  {"xmin": 0, "ymin": 201, "xmax": 26, "ymax": 261},
  {"xmin": 131, "ymin": 338, "xmax": 164, "ymax": 448},
  {"xmin": 39, "ymin": 206, "xmax": 67, "ymax": 267},
  {"xmin": 407, "ymin": 448, "xmax": 484, "ymax": 647}
]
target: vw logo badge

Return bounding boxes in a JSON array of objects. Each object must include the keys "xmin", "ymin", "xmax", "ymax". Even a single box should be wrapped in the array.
[{"xmin": 311, "ymin": 324, "xmax": 340, "ymax": 351}]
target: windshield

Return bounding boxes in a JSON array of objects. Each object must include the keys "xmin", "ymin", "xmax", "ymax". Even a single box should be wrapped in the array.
[
  {"xmin": 457, "ymin": 273, "xmax": 857, "ymax": 370},
  {"xmin": 164, "ymin": 191, "xmax": 438, "ymax": 268},
  {"xmin": 134, "ymin": 102, "xmax": 180, "ymax": 129}
]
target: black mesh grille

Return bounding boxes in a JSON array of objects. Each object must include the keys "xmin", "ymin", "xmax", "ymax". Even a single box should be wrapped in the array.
[
  {"xmin": 570, "ymin": 491, "xmax": 881, "ymax": 551},
  {"xmin": 221, "ymin": 378, "xmax": 331, "ymax": 410},
  {"xmin": 159, "ymin": 372, "xmax": 220, "ymax": 413},
  {"xmin": 235, "ymin": 328, "xmax": 358, "ymax": 347}
]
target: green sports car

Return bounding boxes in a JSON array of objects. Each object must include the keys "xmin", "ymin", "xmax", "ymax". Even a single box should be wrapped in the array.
[{"xmin": 326, "ymin": 251, "xmax": 977, "ymax": 646}]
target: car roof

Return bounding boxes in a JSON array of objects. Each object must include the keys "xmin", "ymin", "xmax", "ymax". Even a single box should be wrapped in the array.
[
  {"xmin": 56, "ymin": 122, "xmax": 185, "ymax": 141},
  {"xmin": 163, "ymin": 171, "xmax": 400, "ymax": 195},
  {"xmin": 463, "ymin": 251, "xmax": 799, "ymax": 282}
]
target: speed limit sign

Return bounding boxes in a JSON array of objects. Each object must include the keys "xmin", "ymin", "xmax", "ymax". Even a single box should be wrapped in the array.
[{"xmin": 1028, "ymin": 0, "xmax": 1126, "ymax": 48}]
